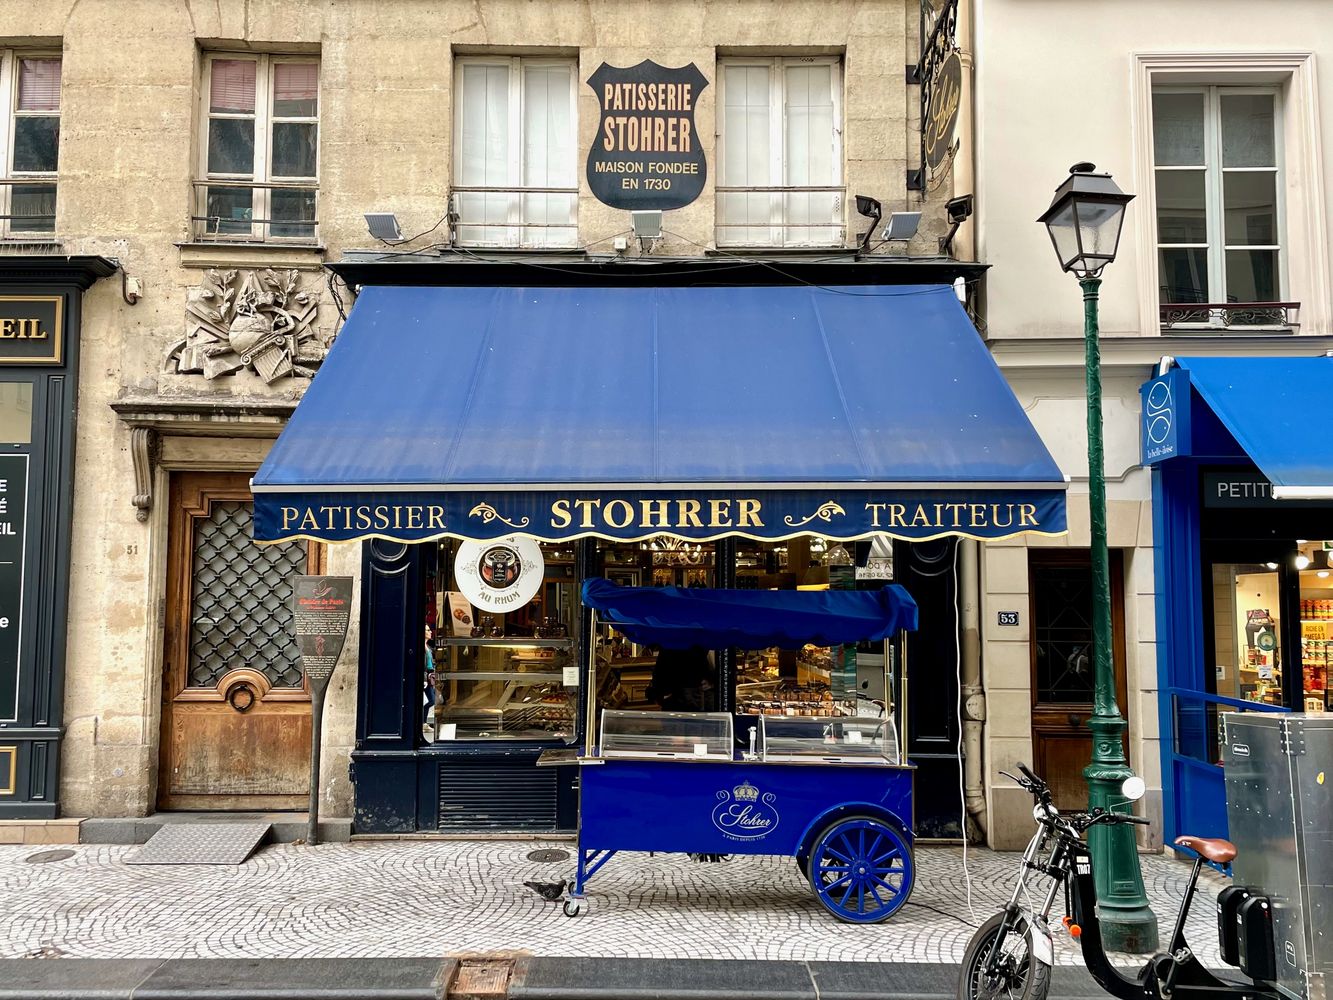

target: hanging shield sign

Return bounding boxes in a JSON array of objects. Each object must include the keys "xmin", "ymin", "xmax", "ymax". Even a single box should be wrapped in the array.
[
  {"xmin": 586, "ymin": 60, "xmax": 709, "ymax": 211},
  {"xmin": 291, "ymin": 576, "xmax": 354, "ymax": 685}
]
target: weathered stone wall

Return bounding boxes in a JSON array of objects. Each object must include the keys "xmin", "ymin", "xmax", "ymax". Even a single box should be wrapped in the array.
[{"xmin": 0, "ymin": 0, "xmax": 955, "ymax": 818}]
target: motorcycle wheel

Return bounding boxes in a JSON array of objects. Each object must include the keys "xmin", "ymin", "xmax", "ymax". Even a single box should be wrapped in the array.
[{"xmin": 957, "ymin": 911, "xmax": 1052, "ymax": 1000}]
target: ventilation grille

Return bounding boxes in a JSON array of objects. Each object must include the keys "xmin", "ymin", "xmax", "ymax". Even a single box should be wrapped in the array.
[{"xmin": 437, "ymin": 755, "xmax": 558, "ymax": 832}]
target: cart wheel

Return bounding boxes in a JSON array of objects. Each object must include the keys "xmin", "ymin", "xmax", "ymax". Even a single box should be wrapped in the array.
[
  {"xmin": 562, "ymin": 899, "xmax": 583, "ymax": 917},
  {"xmin": 807, "ymin": 815, "xmax": 913, "ymax": 923}
]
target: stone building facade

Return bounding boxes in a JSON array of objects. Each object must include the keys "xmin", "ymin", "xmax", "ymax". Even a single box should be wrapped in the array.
[{"xmin": 0, "ymin": 0, "xmax": 973, "ymax": 828}]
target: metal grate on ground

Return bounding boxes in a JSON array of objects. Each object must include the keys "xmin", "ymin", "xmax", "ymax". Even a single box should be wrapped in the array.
[{"xmin": 125, "ymin": 823, "xmax": 271, "ymax": 866}]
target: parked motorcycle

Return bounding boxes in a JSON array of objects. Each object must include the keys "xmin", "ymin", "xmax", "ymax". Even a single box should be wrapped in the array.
[{"xmin": 957, "ymin": 762, "xmax": 1282, "ymax": 1000}]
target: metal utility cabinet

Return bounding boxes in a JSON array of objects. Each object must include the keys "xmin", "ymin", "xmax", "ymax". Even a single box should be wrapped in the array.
[{"xmin": 1222, "ymin": 713, "xmax": 1331, "ymax": 1000}]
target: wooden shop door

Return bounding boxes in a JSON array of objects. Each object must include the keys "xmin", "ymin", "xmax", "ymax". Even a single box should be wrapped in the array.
[
  {"xmin": 1028, "ymin": 550, "xmax": 1128, "ymax": 813},
  {"xmin": 158, "ymin": 472, "xmax": 322, "ymax": 810}
]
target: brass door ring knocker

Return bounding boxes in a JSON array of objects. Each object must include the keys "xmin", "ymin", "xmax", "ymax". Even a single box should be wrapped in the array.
[{"xmin": 226, "ymin": 683, "xmax": 256, "ymax": 714}]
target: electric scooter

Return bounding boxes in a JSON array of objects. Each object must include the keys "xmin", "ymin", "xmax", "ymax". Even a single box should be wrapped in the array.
[{"xmin": 957, "ymin": 762, "xmax": 1281, "ymax": 1000}]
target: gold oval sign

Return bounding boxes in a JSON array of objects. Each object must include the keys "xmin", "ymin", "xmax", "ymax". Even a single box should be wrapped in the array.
[{"xmin": 924, "ymin": 51, "xmax": 962, "ymax": 173}]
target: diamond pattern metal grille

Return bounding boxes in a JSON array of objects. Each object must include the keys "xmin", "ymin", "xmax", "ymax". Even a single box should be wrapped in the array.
[
  {"xmin": 188, "ymin": 501, "xmax": 308, "ymax": 689},
  {"xmin": 1032, "ymin": 563, "xmax": 1096, "ymax": 704}
]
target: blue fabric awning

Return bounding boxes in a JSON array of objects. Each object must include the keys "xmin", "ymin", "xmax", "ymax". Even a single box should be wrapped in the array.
[
  {"xmin": 253, "ymin": 284, "xmax": 1066, "ymax": 543},
  {"xmin": 1141, "ymin": 356, "xmax": 1333, "ymax": 499},
  {"xmin": 582, "ymin": 578, "xmax": 918, "ymax": 650}
]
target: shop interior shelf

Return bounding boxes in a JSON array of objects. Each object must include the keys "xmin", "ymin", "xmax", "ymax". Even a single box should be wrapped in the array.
[
  {"xmin": 437, "ymin": 636, "xmax": 573, "ymax": 648},
  {"xmin": 438, "ymin": 671, "xmax": 566, "ymax": 682}
]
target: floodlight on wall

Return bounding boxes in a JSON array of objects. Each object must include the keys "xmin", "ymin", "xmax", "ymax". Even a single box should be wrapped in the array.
[
  {"xmin": 364, "ymin": 212, "xmax": 403, "ymax": 242},
  {"xmin": 631, "ymin": 210, "xmax": 663, "ymax": 254},
  {"xmin": 854, "ymin": 195, "xmax": 882, "ymax": 253},
  {"xmin": 631, "ymin": 211, "xmax": 662, "ymax": 239},
  {"xmin": 881, "ymin": 211, "xmax": 921, "ymax": 243}
]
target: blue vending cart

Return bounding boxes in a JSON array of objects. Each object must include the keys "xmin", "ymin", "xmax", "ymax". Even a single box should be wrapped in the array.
[{"xmin": 544, "ymin": 579, "xmax": 919, "ymax": 923}]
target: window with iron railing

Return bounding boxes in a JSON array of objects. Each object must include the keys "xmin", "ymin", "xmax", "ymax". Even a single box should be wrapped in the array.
[
  {"xmin": 0, "ymin": 52, "xmax": 60, "ymax": 237},
  {"xmin": 716, "ymin": 57, "xmax": 844, "ymax": 248},
  {"xmin": 452, "ymin": 56, "xmax": 578, "ymax": 249},
  {"xmin": 195, "ymin": 53, "xmax": 319, "ymax": 243},
  {"xmin": 1153, "ymin": 86, "xmax": 1293, "ymax": 330}
]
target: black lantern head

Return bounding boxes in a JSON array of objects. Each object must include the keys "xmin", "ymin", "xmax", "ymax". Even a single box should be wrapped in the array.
[{"xmin": 1037, "ymin": 163, "xmax": 1135, "ymax": 278}]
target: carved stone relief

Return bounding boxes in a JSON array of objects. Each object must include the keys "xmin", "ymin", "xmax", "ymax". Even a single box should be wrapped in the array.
[{"xmin": 164, "ymin": 268, "xmax": 330, "ymax": 384}]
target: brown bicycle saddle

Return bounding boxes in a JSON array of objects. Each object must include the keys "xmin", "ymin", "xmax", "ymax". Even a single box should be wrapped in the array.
[{"xmin": 1174, "ymin": 835, "xmax": 1237, "ymax": 863}]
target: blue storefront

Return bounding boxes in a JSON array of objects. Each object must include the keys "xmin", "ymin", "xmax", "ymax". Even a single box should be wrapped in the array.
[
  {"xmin": 1144, "ymin": 354, "xmax": 1333, "ymax": 843},
  {"xmin": 250, "ymin": 257, "xmax": 1070, "ymax": 835}
]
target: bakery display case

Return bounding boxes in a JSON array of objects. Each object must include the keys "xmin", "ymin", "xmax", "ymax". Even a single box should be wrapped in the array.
[
  {"xmin": 433, "ymin": 638, "xmax": 576, "ymax": 740},
  {"xmin": 599, "ymin": 709, "xmax": 734, "ymax": 759}
]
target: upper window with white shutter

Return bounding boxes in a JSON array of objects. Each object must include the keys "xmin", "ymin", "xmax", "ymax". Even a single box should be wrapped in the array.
[
  {"xmin": 717, "ymin": 57, "xmax": 843, "ymax": 248},
  {"xmin": 0, "ymin": 52, "xmax": 60, "ymax": 237},
  {"xmin": 1153, "ymin": 86, "xmax": 1283, "ymax": 308},
  {"xmin": 452, "ymin": 56, "xmax": 577, "ymax": 248},
  {"xmin": 195, "ymin": 53, "xmax": 320, "ymax": 243}
]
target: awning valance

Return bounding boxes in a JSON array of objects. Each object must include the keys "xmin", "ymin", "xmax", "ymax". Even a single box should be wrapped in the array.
[
  {"xmin": 582, "ymin": 579, "xmax": 918, "ymax": 650},
  {"xmin": 1141, "ymin": 355, "xmax": 1333, "ymax": 499},
  {"xmin": 253, "ymin": 283, "xmax": 1067, "ymax": 543}
]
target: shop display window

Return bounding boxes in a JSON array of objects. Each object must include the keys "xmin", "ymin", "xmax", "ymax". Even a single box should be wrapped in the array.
[
  {"xmin": 1297, "ymin": 542, "xmax": 1333, "ymax": 713},
  {"xmin": 425, "ymin": 539, "xmax": 579, "ymax": 744},
  {"xmin": 733, "ymin": 537, "xmax": 893, "ymax": 722},
  {"xmin": 1209, "ymin": 543, "xmax": 1333, "ymax": 713},
  {"xmin": 1212, "ymin": 561, "xmax": 1286, "ymax": 708},
  {"xmin": 593, "ymin": 537, "xmax": 717, "ymax": 712}
]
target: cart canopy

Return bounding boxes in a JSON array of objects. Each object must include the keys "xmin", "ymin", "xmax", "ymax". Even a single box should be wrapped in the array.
[{"xmin": 581, "ymin": 578, "xmax": 917, "ymax": 650}]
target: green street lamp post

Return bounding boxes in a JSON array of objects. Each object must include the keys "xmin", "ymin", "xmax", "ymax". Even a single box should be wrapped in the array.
[{"xmin": 1038, "ymin": 163, "xmax": 1159, "ymax": 954}]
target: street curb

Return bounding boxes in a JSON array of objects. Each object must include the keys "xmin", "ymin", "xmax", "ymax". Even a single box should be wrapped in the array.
[
  {"xmin": 507, "ymin": 957, "xmax": 1113, "ymax": 999},
  {"xmin": 0, "ymin": 958, "xmax": 453, "ymax": 1000},
  {"xmin": 0, "ymin": 957, "xmax": 1118, "ymax": 999}
]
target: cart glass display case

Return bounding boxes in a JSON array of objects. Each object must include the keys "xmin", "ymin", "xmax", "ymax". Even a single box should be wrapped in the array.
[
  {"xmin": 599, "ymin": 709, "xmax": 734, "ymax": 759},
  {"xmin": 758, "ymin": 714, "xmax": 900, "ymax": 764}
]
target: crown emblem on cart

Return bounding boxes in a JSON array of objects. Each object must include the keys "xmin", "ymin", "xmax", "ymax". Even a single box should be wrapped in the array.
[{"xmin": 733, "ymin": 781, "xmax": 760, "ymax": 802}]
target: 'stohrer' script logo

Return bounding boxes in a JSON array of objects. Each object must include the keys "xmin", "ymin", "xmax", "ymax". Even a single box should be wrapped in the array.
[{"xmin": 711, "ymin": 780, "xmax": 779, "ymax": 841}]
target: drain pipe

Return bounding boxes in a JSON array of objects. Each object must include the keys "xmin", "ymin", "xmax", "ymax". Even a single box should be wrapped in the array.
[{"xmin": 959, "ymin": 538, "xmax": 987, "ymax": 841}]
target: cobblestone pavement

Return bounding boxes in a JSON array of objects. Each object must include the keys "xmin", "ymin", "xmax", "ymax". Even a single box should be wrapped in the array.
[{"xmin": 0, "ymin": 841, "xmax": 1225, "ymax": 965}]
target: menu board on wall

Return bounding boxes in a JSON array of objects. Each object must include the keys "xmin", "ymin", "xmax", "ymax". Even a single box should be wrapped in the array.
[{"xmin": 0, "ymin": 454, "xmax": 27, "ymax": 721}]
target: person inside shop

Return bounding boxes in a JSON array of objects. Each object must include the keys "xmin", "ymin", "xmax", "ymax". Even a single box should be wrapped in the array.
[
  {"xmin": 647, "ymin": 645, "xmax": 713, "ymax": 712},
  {"xmin": 423, "ymin": 623, "xmax": 439, "ymax": 725}
]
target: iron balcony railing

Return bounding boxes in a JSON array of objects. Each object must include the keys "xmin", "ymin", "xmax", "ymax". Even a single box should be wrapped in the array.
[
  {"xmin": 449, "ymin": 186, "xmax": 580, "ymax": 248},
  {"xmin": 0, "ymin": 177, "xmax": 56, "ymax": 235},
  {"xmin": 714, "ymin": 184, "xmax": 847, "ymax": 248},
  {"xmin": 1160, "ymin": 301, "xmax": 1300, "ymax": 332},
  {"xmin": 191, "ymin": 179, "xmax": 320, "ymax": 244}
]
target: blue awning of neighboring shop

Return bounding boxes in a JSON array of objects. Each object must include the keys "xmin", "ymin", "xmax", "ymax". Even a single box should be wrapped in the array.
[
  {"xmin": 1142, "ymin": 356, "xmax": 1333, "ymax": 500},
  {"xmin": 252, "ymin": 283, "xmax": 1067, "ymax": 543},
  {"xmin": 582, "ymin": 579, "xmax": 918, "ymax": 649}
]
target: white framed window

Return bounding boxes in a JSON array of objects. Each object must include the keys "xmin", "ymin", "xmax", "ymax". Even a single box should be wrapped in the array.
[
  {"xmin": 716, "ymin": 56, "xmax": 843, "ymax": 248},
  {"xmin": 1153, "ymin": 86, "xmax": 1283, "ymax": 307},
  {"xmin": 452, "ymin": 56, "xmax": 577, "ymax": 248},
  {"xmin": 0, "ymin": 52, "xmax": 61, "ymax": 237},
  {"xmin": 197, "ymin": 53, "xmax": 320, "ymax": 243}
]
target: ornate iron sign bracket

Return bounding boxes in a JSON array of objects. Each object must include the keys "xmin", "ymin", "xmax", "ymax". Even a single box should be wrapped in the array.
[{"xmin": 909, "ymin": 0, "xmax": 960, "ymax": 192}]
